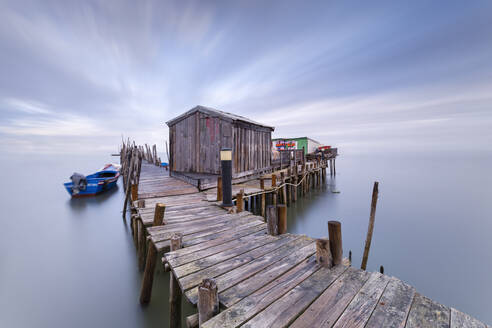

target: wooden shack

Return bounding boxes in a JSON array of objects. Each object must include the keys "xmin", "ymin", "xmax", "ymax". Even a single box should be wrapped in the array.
[{"xmin": 166, "ymin": 106, "xmax": 274, "ymax": 188}]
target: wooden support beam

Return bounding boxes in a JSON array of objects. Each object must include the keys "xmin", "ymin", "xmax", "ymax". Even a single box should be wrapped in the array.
[
  {"xmin": 170, "ymin": 232, "xmax": 183, "ymax": 328},
  {"xmin": 328, "ymin": 220, "xmax": 343, "ymax": 266},
  {"xmin": 186, "ymin": 314, "xmax": 199, "ymax": 328},
  {"xmin": 266, "ymin": 205, "xmax": 278, "ymax": 236},
  {"xmin": 139, "ymin": 241, "xmax": 157, "ymax": 304},
  {"xmin": 198, "ymin": 278, "xmax": 219, "ymax": 326},
  {"xmin": 316, "ymin": 238, "xmax": 333, "ymax": 268},
  {"xmin": 277, "ymin": 204, "xmax": 287, "ymax": 234},
  {"xmin": 361, "ymin": 181, "xmax": 379, "ymax": 270},
  {"xmin": 236, "ymin": 190, "xmax": 244, "ymax": 213},
  {"xmin": 139, "ymin": 203, "xmax": 165, "ymax": 303},
  {"xmin": 216, "ymin": 176, "xmax": 222, "ymax": 201},
  {"xmin": 131, "ymin": 184, "xmax": 138, "ymax": 201},
  {"xmin": 271, "ymin": 174, "xmax": 277, "ymax": 188},
  {"xmin": 153, "ymin": 203, "xmax": 166, "ymax": 226},
  {"xmin": 137, "ymin": 220, "xmax": 146, "ymax": 271}
]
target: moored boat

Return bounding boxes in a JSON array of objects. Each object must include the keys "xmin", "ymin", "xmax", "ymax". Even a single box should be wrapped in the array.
[{"xmin": 64, "ymin": 164, "xmax": 120, "ymax": 197}]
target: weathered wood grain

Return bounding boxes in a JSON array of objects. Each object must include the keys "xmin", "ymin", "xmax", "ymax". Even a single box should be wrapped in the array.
[
  {"xmin": 290, "ymin": 267, "xmax": 370, "ymax": 328},
  {"xmin": 332, "ymin": 272, "xmax": 390, "ymax": 328},
  {"xmin": 364, "ymin": 277, "xmax": 415, "ymax": 328},
  {"xmin": 450, "ymin": 308, "xmax": 486, "ymax": 328},
  {"xmin": 201, "ymin": 256, "xmax": 321, "ymax": 328},
  {"xmin": 406, "ymin": 293, "xmax": 451, "ymax": 328},
  {"xmin": 239, "ymin": 264, "xmax": 349, "ymax": 328},
  {"xmin": 219, "ymin": 243, "xmax": 317, "ymax": 307}
]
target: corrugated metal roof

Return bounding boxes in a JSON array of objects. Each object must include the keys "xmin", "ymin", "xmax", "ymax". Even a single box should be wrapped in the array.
[{"xmin": 166, "ymin": 105, "xmax": 274, "ymax": 130}]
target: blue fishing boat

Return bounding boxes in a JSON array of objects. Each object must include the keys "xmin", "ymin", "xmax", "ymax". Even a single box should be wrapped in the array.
[{"xmin": 64, "ymin": 164, "xmax": 121, "ymax": 197}]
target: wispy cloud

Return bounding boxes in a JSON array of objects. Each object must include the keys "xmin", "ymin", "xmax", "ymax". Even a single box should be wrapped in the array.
[{"xmin": 0, "ymin": 0, "xmax": 491, "ymax": 154}]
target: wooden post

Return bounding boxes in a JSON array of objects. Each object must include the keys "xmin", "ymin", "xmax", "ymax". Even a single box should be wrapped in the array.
[
  {"xmin": 186, "ymin": 314, "xmax": 199, "ymax": 328},
  {"xmin": 277, "ymin": 204, "xmax": 287, "ymax": 234},
  {"xmin": 380, "ymin": 265, "xmax": 384, "ymax": 274},
  {"xmin": 316, "ymin": 239, "xmax": 333, "ymax": 268},
  {"xmin": 170, "ymin": 233, "xmax": 183, "ymax": 328},
  {"xmin": 137, "ymin": 199, "xmax": 145, "ymax": 208},
  {"xmin": 260, "ymin": 178, "xmax": 266, "ymax": 218},
  {"xmin": 266, "ymin": 205, "xmax": 278, "ymax": 236},
  {"xmin": 153, "ymin": 203, "xmax": 166, "ymax": 226},
  {"xmin": 286, "ymin": 168, "xmax": 291, "ymax": 206},
  {"xmin": 139, "ymin": 203, "xmax": 165, "ymax": 303},
  {"xmin": 217, "ymin": 176, "xmax": 222, "ymax": 201},
  {"xmin": 271, "ymin": 174, "xmax": 277, "ymax": 188},
  {"xmin": 361, "ymin": 181, "xmax": 379, "ymax": 271},
  {"xmin": 137, "ymin": 220, "xmax": 146, "ymax": 271},
  {"xmin": 236, "ymin": 190, "xmax": 244, "ymax": 213},
  {"xmin": 280, "ymin": 172, "xmax": 287, "ymax": 205},
  {"xmin": 139, "ymin": 241, "xmax": 157, "ymax": 304},
  {"xmin": 292, "ymin": 173, "xmax": 297, "ymax": 202},
  {"xmin": 131, "ymin": 184, "xmax": 138, "ymax": 201},
  {"xmin": 198, "ymin": 278, "xmax": 219, "ymax": 326},
  {"xmin": 333, "ymin": 158, "xmax": 336, "ymax": 175},
  {"xmin": 328, "ymin": 221, "xmax": 343, "ymax": 266}
]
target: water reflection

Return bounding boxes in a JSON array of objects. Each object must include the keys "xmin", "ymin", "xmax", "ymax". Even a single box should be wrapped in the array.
[{"xmin": 67, "ymin": 185, "xmax": 120, "ymax": 211}]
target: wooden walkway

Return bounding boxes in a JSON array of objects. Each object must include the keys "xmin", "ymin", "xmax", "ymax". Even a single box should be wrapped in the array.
[
  {"xmin": 137, "ymin": 162, "xmax": 198, "ymax": 199},
  {"xmin": 131, "ymin": 162, "xmax": 489, "ymax": 328}
]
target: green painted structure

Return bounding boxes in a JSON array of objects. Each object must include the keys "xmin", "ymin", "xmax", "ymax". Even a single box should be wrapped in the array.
[{"xmin": 272, "ymin": 137, "xmax": 323, "ymax": 155}]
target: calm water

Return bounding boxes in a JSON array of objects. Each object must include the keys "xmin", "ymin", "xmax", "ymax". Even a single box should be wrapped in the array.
[
  {"xmin": 1, "ymin": 151, "xmax": 491, "ymax": 327},
  {"xmin": 287, "ymin": 151, "xmax": 492, "ymax": 324}
]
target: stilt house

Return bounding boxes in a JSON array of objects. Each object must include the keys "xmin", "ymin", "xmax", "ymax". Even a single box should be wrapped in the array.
[{"xmin": 166, "ymin": 106, "xmax": 274, "ymax": 187}]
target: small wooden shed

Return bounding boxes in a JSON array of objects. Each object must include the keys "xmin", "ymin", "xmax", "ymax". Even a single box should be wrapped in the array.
[{"xmin": 166, "ymin": 106, "xmax": 274, "ymax": 179}]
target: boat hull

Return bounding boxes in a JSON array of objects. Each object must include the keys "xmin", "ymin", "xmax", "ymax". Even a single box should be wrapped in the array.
[{"xmin": 64, "ymin": 167, "xmax": 120, "ymax": 197}]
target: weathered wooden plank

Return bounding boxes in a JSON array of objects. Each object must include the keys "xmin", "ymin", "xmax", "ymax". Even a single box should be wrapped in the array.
[
  {"xmin": 175, "ymin": 234, "xmax": 297, "ymax": 281},
  {"xmin": 165, "ymin": 224, "xmax": 267, "ymax": 260},
  {"xmin": 201, "ymin": 255, "xmax": 321, "ymax": 328},
  {"xmin": 219, "ymin": 241, "xmax": 317, "ymax": 307},
  {"xmin": 154, "ymin": 217, "xmax": 265, "ymax": 251},
  {"xmin": 406, "ymin": 293, "xmax": 451, "ymax": 328},
  {"xmin": 167, "ymin": 229, "xmax": 269, "ymax": 268},
  {"xmin": 364, "ymin": 277, "xmax": 416, "ymax": 328},
  {"xmin": 332, "ymin": 272, "xmax": 390, "ymax": 327},
  {"xmin": 181, "ymin": 235, "xmax": 302, "ymax": 302},
  {"xmin": 239, "ymin": 264, "xmax": 349, "ymax": 328},
  {"xmin": 186, "ymin": 237, "xmax": 314, "ymax": 304},
  {"xmin": 450, "ymin": 308, "xmax": 486, "ymax": 328},
  {"xmin": 290, "ymin": 267, "xmax": 370, "ymax": 328}
]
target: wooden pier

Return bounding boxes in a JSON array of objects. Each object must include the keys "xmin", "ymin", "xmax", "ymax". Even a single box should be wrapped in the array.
[{"xmin": 124, "ymin": 156, "xmax": 489, "ymax": 328}]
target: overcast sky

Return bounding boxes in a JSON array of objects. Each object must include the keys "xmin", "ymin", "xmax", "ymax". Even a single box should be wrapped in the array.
[{"xmin": 1, "ymin": 0, "xmax": 491, "ymax": 155}]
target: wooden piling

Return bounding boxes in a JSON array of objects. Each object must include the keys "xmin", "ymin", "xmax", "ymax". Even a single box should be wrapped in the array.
[
  {"xmin": 186, "ymin": 314, "xmax": 199, "ymax": 328},
  {"xmin": 266, "ymin": 205, "xmax": 278, "ymax": 236},
  {"xmin": 131, "ymin": 184, "xmax": 138, "ymax": 201},
  {"xmin": 260, "ymin": 178, "xmax": 266, "ymax": 218},
  {"xmin": 280, "ymin": 172, "xmax": 287, "ymax": 204},
  {"xmin": 153, "ymin": 203, "xmax": 166, "ymax": 226},
  {"xmin": 170, "ymin": 232, "xmax": 183, "ymax": 328},
  {"xmin": 361, "ymin": 181, "xmax": 379, "ymax": 271},
  {"xmin": 271, "ymin": 174, "xmax": 277, "ymax": 188},
  {"xmin": 277, "ymin": 204, "xmax": 287, "ymax": 234},
  {"xmin": 139, "ymin": 203, "xmax": 166, "ymax": 303},
  {"xmin": 316, "ymin": 238, "xmax": 333, "ymax": 268},
  {"xmin": 236, "ymin": 190, "xmax": 244, "ymax": 213},
  {"xmin": 198, "ymin": 278, "xmax": 219, "ymax": 326},
  {"xmin": 137, "ymin": 220, "xmax": 146, "ymax": 271},
  {"xmin": 217, "ymin": 176, "xmax": 222, "ymax": 201},
  {"xmin": 328, "ymin": 221, "xmax": 343, "ymax": 266},
  {"xmin": 139, "ymin": 241, "xmax": 157, "ymax": 304}
]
